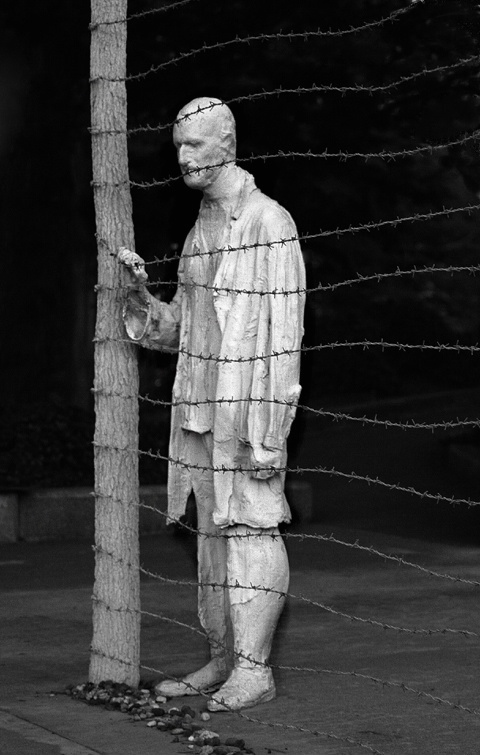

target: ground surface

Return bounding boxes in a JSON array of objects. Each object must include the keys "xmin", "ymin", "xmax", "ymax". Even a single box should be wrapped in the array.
[{"xmin": 2, "ymin": 388, "xmax": 480, "ymax": 755}]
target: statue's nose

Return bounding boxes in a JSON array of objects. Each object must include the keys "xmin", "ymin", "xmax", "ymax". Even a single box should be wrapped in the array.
[{"xmin": 178, "ymin": 145, "xmax": 189, "ymax": 165}]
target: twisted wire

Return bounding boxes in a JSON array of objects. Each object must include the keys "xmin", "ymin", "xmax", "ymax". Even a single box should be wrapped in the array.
[
  {"xmin": 100, "ymin": 262, "xmax": 480, "ymax": 297},
  {"xmin": 92, "ymin": 544, "xmax": 478, "ymax": 638},
  {"xmin": 136, "ymin": 502, "xmax": 480, "ymax": 589},
  {"xmin": 93, "ymin": 446, "xmax": 480, "ymax": 508},
  {"xmin": 128, "ymin": 134, "xmax": 480, "ymax": 188},
  {"xmin": 90, "ymin": 632, "xmax": 381, "ymax": 753},
  {"xmin": 91, "ymin": 388, "xmax": 480, "ymax": 433},
  {"xmin": 113, "ymin": 203, "xmax": 480, "ymax": 265},
  {"xmin": 139, "ymin": 608, "xmax": 480, "ymax": 719},
  {"xmin": 125, "ymin": 76, "xmax": 480, "ymax": 135},
  {"xmin": 90, "ymin": 4, "xmax": 426, "ymax": 84},
  {"xmin": 93, "ymin": 338, "xmax": 480, "ymax": 360},
  {"xmin": 89, "ymin": 0, "xmax": 200, "ymax": 28}
]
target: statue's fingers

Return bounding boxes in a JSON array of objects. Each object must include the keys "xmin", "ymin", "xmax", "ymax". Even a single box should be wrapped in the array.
[
  {"xmin": 117, "ymin": 246, "xmax": 133, "ymax": 263},
  {"xmin": 135, "ymin": 267, "xmax": 148, "ymax": 283}
]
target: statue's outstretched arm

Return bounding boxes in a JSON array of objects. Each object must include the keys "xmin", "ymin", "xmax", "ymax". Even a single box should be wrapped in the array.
[{"xmin": 118, "ymin": 246, "xmax": 182, "ymax": 351}]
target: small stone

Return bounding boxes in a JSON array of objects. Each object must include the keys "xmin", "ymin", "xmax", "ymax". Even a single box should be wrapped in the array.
[
  {"xmin": 157, "ymin": 722, "xmax": 168, "ymax": 730},
  {"xmin": 147, "ymin": 720, "xmax": 157, "ymax": 728},
  {"xmin": 171, "ymin": 728, "xmax": 185, "ymax": 735},
  {"xmin": 200, "ymin": 711, "xmax": 211, "ymax": 722},
  {"xmin": 169, "ymin": 707, "xmax": 182, "ymax": 716},
  {"xmin": 183, "ymin": 713, "xmax": 194, "ymax": 723},
  {"xmin": 200, "ymin": 747, "xmax": 214, "ymax": 755},
  {"xmin": 181, "ymin": 705, "xmax": 196, "ymax": 718},
  {"xmin": 225, "ymin": 739, "xmax": 245, "ymax": 749},
  {"xmin": 156, "ymin": 695, "xmax": 167, "ymax": 703},
  {"xmin": 194, "ymin": 730, "xmax": 220, "ymax": 747}
]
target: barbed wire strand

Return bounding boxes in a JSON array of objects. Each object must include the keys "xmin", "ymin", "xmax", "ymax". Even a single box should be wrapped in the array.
[
  {"xmin": 134, "ymin": 501, "xmax": 480, "ymax": 589},
  {"xmin": 100, "ymin": 262, "xmax": 480, "ymax": 299},
  {"xmin": 140, "ymin": 607, "xmax": 480, "ymax": 719},
  {"xmin": 91, "ymin": 599, "xmax": 480, "ymax": 723},
  {"xmin": 124, "ymin": 4, "xmax": 427, "ymax": 82},
  {"xmin": 109, "ymin": 202, "xmax": 480, "ymax": 264},
  {"xmin": 91, "ymin": 388, "xmax": 480, "ymax": 433},
  {"xmin": 90, "ymin": 4, "xmax": 425, "ymax": 84},
  {"xmin": 127, "ymin": 134, "xmax": 480, "ymax": 188},
  {"xmin": 89, "ymin": 642, "xmax": 381, "ymax": 754},
  {"xmin": 141, "ymin": 395, "xmax": 480, "ymax": 433},
  {"xmin": 92, "ymin": 543, "xmax": 478, "ymax": 638},
  {"xmin": 91, "ymin": 540, "xmax": 480, "ymax": 721},
  {"xmin": 123, "ymin": 62, "xmax": 480, "ymax": 135},
  {"xmin": 93, "ymin": 338, "xmax": 480, "ymax": 362},
  {"xmin": 96, "ymin": 206, "xmax": 480, "ymax": 267},
  {"xmin": 90, "ymin": 0, "xmax": 201, "ymax": 28},
  {"xmin": 92, "ymin": 489, "xmax": 480, "ymax": 587},
  {"xmin": 94, "ymin": 446, "xmax": 480, "ymax": 508},
  {"xmin": 140, "ymin": 565, "xmax": 480, "ymax": 639}
]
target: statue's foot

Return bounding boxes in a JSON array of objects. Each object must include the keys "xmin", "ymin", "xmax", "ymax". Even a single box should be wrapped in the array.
[
  {"xmin": 154, "ymin": 658, "xmax": 228, "ymax": 698},
  {"xmin": 207, "ymin": 666, "xmax": 275, "ymax": 712}
]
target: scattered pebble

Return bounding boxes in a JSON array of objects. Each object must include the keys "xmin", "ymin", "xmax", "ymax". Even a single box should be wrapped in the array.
[
  {"xmin": 65, "ymin": 681, "xmax": 254, "ymax": 753},
  {"xmin": 225, "ymin": 739, "xmax": 245, "ymax": 749}
]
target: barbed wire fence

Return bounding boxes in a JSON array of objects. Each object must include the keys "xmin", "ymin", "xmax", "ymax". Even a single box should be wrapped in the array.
[{"xmin": 89, "ymin": 0, "xmax": 480, "ymax": 752}]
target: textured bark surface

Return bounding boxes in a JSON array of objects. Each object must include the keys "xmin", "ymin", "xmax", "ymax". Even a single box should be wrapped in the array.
[{"xmin": 89, "ymin": 0, "xmax": 140, "ymax": 686}]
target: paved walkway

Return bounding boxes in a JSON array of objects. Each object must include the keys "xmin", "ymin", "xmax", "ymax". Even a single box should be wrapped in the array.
[{"xmin": 2, "ymin": 389, "xmax": 480, "ymax": 755}]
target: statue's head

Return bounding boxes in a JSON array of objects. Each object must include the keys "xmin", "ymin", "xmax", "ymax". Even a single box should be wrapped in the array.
[{"xmin": 173, "ymin": 97, "xmax": 236, "ymax": 191}]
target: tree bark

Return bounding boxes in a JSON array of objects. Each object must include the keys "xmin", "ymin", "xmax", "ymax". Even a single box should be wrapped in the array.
[{"xmin": 89, "ymin": 0, "xmax": 140, "ymax": 686}]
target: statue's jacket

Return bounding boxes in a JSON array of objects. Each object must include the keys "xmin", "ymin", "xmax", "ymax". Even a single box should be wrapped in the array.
[{"xmin": 124, "ymin": 170, "xmax": 306, "ymax": 528}]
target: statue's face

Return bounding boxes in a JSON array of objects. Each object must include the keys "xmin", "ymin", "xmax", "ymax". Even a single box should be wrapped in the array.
[{"xmin": 173, "ymin": 115, "xmax": 226, "ymax": 191}]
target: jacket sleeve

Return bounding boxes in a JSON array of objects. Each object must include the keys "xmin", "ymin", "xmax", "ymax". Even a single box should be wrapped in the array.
[
  {"xmin": 123, "ymin": 258, "xmax": 184, "ymax": 352},
  {"xmin": 247, "ymin": 208, "xmax": 306, "ymax": 451}
]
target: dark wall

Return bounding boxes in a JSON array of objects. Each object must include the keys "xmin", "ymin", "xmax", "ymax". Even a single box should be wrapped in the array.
[{"xmin": 1, "ymin": 0, "xmax": 480, "ymax": 486}]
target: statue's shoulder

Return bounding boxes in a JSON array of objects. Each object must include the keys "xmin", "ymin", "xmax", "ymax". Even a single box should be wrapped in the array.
[{"xmin": 244, "ymin": 186, "xmax": 296, "ymax": 231}]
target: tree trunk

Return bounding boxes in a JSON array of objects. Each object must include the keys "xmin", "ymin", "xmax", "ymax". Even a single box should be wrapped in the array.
[{"xmin": 89, "ymin": 0, "xmax": 140, "ymax": 686}]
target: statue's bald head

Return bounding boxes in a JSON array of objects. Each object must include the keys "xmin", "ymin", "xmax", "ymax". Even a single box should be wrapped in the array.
[{"xmin": 174, "ymin": 97, "xmax": 236, "ymax": 162}]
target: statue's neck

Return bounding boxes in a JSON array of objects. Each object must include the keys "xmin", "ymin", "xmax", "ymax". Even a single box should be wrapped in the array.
[{"xmin": 202, "ymin": 163, "xmax": 243, "ymax": 209}]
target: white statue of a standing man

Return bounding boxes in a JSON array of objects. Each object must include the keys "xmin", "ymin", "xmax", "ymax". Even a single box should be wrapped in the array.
[{"xmin": 119, "ymin": 97, "xmax": 305, "ymax": 711}]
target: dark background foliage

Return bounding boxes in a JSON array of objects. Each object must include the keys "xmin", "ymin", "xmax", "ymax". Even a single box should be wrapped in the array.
[{"xmin": 1, "ymin": 0, "xmax": 479, "ymax": 486}]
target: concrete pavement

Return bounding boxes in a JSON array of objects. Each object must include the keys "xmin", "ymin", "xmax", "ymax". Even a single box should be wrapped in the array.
[{"xmin": 2, "ymin": 388, "xmax": 480, "ymax": 754}]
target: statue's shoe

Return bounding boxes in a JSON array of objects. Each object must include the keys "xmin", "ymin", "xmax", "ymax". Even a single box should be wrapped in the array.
[
  {"xmin": 154, "ymin": 658, "xmax": 228, "ymax": 698},
  {"xmin": 207, "ymin": 666, "xmax": 275, "ymax": 711}
]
